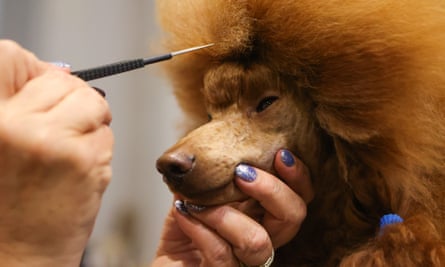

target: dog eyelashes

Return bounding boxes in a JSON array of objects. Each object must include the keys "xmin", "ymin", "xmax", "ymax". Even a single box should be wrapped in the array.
[
  {"xmin": 206, "ymin": 96, "xmax": 278, "ymax": 120},
  {"xmin": 256, "ymin": 96, "xmax": 279, "ymax": 113}
]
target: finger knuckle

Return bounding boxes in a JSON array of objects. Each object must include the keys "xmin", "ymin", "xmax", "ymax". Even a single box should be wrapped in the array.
[
  {"xmin": 210, "ymin": 244, "xmax": 233, "ymax": 263},
  {"xmin": 242, "ymin": 227, "xmax": 270, "ymax": 256},
  {"xmin": 96, "ymin": 166, "xmax": 113, "ymax": 193},
  {"xmin": 101, "ymin": 126, "xmax": 114, "ymax": 145},
  {"xmin": 0, "ymin": 40, "xmax": 22, "ymax": 55},
  {"xmin": 0, "ymin": 110, "xmax": 13, "ymax": 141},
  {"xmin": 274, "ymin": 198, "xmax": 308, "ymax": 229},
  {"xmin": 288, "ymin": 200, "xmax": 308, "ymax": 224},
  {"xmin": 210, "ymin": 206, "xmax": 230, "ymax": 227},
  {"xmin": 69, "ymin": 149, "xmax": 96, "ymax": 175},
  {"xmin": 265, "ymin": 179, "xmax": 283, "ymax": 199},
  {"xmin": 83, "ymin": 87, "xmax": 109, "ymax": 113},
  {"xmin": 29, "ymin": 128, "xmax": 53, "ymax": 155},
  {"xmin": 75, "ymin": 88, "xmax": 110, "ymax": 127},
  {"xmin": 46, "ymin": 69, "xmax": 74, "ymax": 84}
]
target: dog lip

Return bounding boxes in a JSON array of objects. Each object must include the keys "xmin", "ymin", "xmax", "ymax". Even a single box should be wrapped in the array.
[
  {"xmin": 186, "ymin": 194, "xmax": 249, "ymax": 206},
  {"xmin": 161, "ymin": 173, "xmax": 233, "ymax": 198},
  {"xmin": 184, "ymin": 180, "xmax": 233, "ymax": 198},
  {"xmin": 162, "ymin": 175, "xmax": 183, "ymax": 188},
  {"xmin": 183, "ymin": 194, "xmax": 249, "ymax": 207},
  {"xmin": 179, "ymin": 180, "xmax": 247, "ymax": 206}
]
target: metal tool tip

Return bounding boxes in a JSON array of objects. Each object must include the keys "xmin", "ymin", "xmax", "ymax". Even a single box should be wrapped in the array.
[{"xmin": 171, "ymin": 43, "xmax": 214, "ymax": 56}]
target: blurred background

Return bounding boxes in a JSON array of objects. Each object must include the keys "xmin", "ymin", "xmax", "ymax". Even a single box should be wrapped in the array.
[{"xmin": 0, "ymin": 1, "xmax": 181, "ymax": 266}]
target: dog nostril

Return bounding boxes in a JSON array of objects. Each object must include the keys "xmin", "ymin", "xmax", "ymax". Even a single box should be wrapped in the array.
[{"xmin": 156, "ymin": 152, "xmax": 195, "ymax": 185}]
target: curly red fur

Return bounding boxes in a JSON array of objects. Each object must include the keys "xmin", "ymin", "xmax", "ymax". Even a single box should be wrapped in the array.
[{"xmin": 156, "ymin": 0, "xmax": 445, "ymax": 266}]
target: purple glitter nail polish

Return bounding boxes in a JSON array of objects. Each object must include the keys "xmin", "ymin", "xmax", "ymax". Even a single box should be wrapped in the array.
[
  {"xmin": 235, "ymin": 164, "xmax": 257, "ymax": 182},
  {"xmin": 281, "ymin": 149, "xmax": 295, "ymax": 167},
  {"xmin": 174, "ymin": 200, "xmax": 189, "ymax": 215}
]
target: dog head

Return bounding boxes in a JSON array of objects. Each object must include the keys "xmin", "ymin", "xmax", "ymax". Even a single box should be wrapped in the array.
[
  {"xmin": 156, "ymin": 62, "xmax": 321, "ymax": 206},
  {"xmin": 156, "ymin": 0, "xmax": 445, "ymax": 209}
]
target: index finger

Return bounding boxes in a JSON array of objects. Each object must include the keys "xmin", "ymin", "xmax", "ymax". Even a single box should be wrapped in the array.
[
  {"xmin": 234, "ymin": 150, "xmax": 313, "ymax": 247},
  {"xmin": 274, "ymin": 149, "xmax": 314, "ymax": 203},
  {"xmin": 236, "ymin": 166, "xmax": 307, "ymax": 245},
  {"xmin": 0, "ymin": 40, "xmax": 49, "ymax": 100}
]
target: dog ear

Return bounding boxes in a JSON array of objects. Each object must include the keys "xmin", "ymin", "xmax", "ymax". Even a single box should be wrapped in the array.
[{"xmin": 315, "ymin": 107, "xmax": 378, "ymax": 144}]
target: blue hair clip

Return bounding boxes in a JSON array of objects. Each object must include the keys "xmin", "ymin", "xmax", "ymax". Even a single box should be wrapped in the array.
[{"xmin": 379, "ymin": 213, "xmax": 404, "ymax": 234}]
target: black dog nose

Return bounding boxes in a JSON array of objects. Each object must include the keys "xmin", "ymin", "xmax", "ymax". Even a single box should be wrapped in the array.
[{"xmin": 156, "ymin": 152, "xmax": 195, "ymax": 185}]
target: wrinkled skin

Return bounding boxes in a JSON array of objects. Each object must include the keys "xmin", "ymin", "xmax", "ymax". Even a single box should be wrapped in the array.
[{"xmin": 0, "ymin": 40, "xmax": 113, "ymax": 267}]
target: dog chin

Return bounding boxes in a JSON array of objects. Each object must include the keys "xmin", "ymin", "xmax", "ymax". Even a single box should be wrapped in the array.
[{"xmin": 177, "ymin": 181, "xmax": 249, "ymax": 206}]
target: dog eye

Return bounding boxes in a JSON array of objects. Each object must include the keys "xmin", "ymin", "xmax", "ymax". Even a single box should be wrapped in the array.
[{"xmin": 256, "ymin": 96, "xmax": 279, "ymax": 113}]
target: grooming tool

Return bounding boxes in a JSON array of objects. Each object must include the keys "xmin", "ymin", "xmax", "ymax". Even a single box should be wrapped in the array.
[{"xmin": 71, "ymin": 43, "xmax": 214, "ymax": 81}]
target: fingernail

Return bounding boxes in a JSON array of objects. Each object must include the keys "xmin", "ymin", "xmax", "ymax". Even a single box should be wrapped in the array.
[
  {"xmin": 235, "ymin": 164, "xmax": 257, "ymax": 182},
  {"xmin": 174, "ymin": 200, "xmax": 189, "ymax": 215},
  {"xmin": 185, "ymin": 201, "xmax": 207, "ymax": 212},
  {"xmin": 92, "ymin": 86, "xmax": 106, "ymax": 97},
  {"xmin": 280, "ymin": 149, "xmax": 295, "ymax": 167},
  {"xmin": 49, "ymin": 61, "xmax": 71, "ymax": 69}
]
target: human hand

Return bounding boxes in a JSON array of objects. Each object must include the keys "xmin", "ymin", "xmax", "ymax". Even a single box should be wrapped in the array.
[
  {"xmin": 152, "ymin": 149, "xmax": 313, "ymax": 267},
  {"xmin": 0, "ymin": 40, "xmax": 113, "ymax": 267}
]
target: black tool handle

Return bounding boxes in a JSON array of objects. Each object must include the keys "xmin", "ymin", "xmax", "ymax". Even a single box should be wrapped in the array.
[
  {"xmin": 71, "ymin": 53, "xmax": 173, "ymax": 82},
  {"xmin": 71, "ymin": 58, "xmax": 145, "ymax": 81}
]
